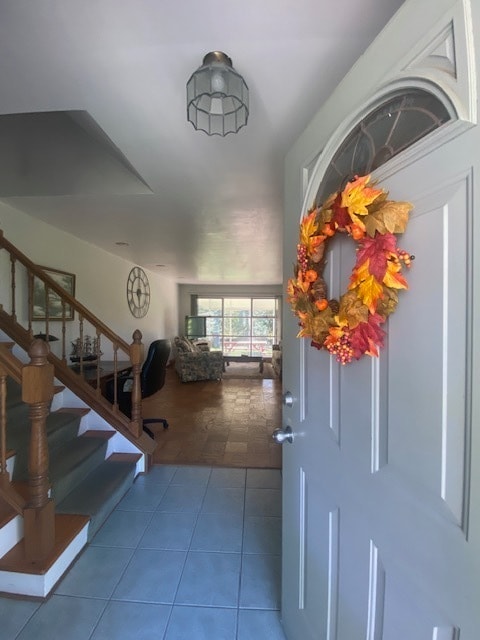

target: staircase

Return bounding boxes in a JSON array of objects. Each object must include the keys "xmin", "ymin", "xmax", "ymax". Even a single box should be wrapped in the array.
[
  {"xmin": 0, "ymin": 344, "xmax": 144, "ymax": 598},
  {"xmin": 0, "ymin": 230, "xmax": 157, "ymax": 598},
  {"xmin": 6, "ymin": 377, "xmax": 140, "ymax": 540}
]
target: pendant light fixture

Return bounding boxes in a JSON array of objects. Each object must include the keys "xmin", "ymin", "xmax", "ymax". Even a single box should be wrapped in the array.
[{"xmin": 186, "ymin": 51, "xmax": 249, "ymax": 136}]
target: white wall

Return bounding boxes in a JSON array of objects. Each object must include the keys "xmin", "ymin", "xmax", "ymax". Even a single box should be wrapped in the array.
[{"xmin": 0, "ymin": 201, "xmax": 178, "ymax": 354}]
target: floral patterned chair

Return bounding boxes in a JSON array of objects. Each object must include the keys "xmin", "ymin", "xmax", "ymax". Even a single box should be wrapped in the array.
[{"xmin": 173, "ymin": 336, "xmax": 224, "ymax": 382}]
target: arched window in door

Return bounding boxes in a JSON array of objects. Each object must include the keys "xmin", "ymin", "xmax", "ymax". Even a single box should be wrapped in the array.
[{"xmin": 316, "ymin": 88, "xmax": 452, "ymax": 204}]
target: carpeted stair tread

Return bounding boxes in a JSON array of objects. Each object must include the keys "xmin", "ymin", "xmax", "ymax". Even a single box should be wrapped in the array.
[
  {"xmin": 4, "ymin": 378, "xmax": 28, "ymax": 427},
  {"xmin": 47, "ymin": 435, "xmax": 110, "ymax": 505},
  {"xmin": 10, "ymin": 410, "xmax": 87, "ymax": 481},
  {"xmin": 6, "ymin": 377, "xmax": 22, "ymax": 406},
  {"xmin": 57, "ymin": 459, "xmax": 137, "ymax": 540},
  {"xmin": 46, "ymin": 410, "xmax": 88, "ymax": 450}
]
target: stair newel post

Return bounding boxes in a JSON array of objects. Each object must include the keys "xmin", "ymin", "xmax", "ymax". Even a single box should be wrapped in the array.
[
  {"xmin": 22, "ymin": 339, "xmax": 56, "ymax": 561},
  {"xmin": 129, "ymin": 330, "xmax": 144, "ymax": 438}
]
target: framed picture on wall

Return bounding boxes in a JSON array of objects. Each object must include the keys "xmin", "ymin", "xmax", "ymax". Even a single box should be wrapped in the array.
[{"xmin": 31, "ymin": 266, "xmax": 76, "ymax": 321}]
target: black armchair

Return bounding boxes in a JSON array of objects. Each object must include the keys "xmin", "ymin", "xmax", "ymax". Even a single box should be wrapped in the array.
[{"xmin": 106, "ymin": 339, "xmax": 171, "ymax": 437}]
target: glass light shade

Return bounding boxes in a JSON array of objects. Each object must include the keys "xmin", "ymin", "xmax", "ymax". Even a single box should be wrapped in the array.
[{"xmin": 186, "ymin": 51, "xmax": 249, "ymax": 136}]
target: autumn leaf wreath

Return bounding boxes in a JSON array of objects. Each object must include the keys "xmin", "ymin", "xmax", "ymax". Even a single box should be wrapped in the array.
[{"xmin": 287, "ymin": 175, "xmax": 414, "ymax": 364}]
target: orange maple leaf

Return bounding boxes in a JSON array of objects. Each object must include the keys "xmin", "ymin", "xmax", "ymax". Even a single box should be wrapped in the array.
[
  {"xmin": 341, "ymin": 175, "xmax": 384, "ymax": 217},
  {"xmin": 300, "ymin": 210, "xmax": 326, "ymax": 257}
]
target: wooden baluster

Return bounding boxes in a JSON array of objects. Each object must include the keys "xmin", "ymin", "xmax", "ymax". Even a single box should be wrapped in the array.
[
  {"xmin": 27, "ymin": 270, "xmax": 34, "ymax": 336},
  {"xmin": 61, "ymin": 316, "xmax": 67, "ymax": 363},
  {"xmin": 60, "ymin": 301, "xmax": 66, "ymax": 363},
  {"xmin": 22, "ymin": 339, "xmax": 55, "ymax": 562},
  {"xmin": 94, "ymin": 330, "xmax": 101, "ymax": 393},
  {"xmin": 78, "ymin": 316, "xmax": 84, "ymax": 374},
  {"xmin": 112, "ymin": 344, "xmax": 119, "ymax": 408},
  {"xmin": 0, "ymin": 366, "xmax": 7, "ymax": 480},
  {"xmin": 44, "ymin": 283, "xmax": 50, "ymax": 341},
  {"xmin": 129, "ymin": 330, "xmax": 144, "ymax": 438},
  {"xmin": 10, "ymin": 255, "xmax": 16, "ymax": 321}
]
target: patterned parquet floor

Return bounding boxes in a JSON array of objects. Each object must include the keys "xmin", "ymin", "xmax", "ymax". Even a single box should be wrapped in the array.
[{"xmin": 142, "ymin": 365, "xmax": 282, "ymax": 469}]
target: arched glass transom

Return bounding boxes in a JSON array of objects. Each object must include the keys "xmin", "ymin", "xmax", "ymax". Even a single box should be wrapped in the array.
[{"xmin": 316, "ymin": 88, "xmax": 451, "ymax": 204}]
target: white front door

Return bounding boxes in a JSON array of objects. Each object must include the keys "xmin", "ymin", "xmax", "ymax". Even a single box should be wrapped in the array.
[{"xmin": 280, "ymin": 1, "xmax": 480, "ymax": 639}]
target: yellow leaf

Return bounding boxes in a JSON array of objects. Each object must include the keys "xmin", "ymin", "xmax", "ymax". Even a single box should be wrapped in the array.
[
  {"xmin": 357, "ymin": 276, "xmax": 384, "ymax": 313},
  {"xmin": 349, "ymin": 261, "xmax": 384, "ymax": 314},
  {"xmin": 300, "ymin": 210, "xmax": 326, "ymax": 257},
  {"xmin": 364, "ymin": 210, "xmax": 388, "ymax": 238},
  {"xmin": 383, "ymin": 260, "xmax": 408, "ymax": 290},
  {"xmin": 300, "ymin": 210, "xmax": 319, "ymax": 244},
  {"xmin": 341, "ymin": 174, "xmax": 384, "ymax": 217},
  {"xmin": 349, "ymin": 259, "xmax": 371, "ymax": 289},
  {"xmin": 378, "ymin": 201, "xmax": 412, "ymax": 234}
]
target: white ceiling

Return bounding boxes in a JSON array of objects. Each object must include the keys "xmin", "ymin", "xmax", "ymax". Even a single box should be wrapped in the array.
[{"xmin": 0, "ymin": 0, "xmax": 405, "ymax": 285}]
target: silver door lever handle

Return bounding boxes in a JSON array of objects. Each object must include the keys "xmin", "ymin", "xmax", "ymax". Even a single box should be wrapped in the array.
[{"xmin": 272, "ymin": 426, "xmax": 294, "ymax": 444}]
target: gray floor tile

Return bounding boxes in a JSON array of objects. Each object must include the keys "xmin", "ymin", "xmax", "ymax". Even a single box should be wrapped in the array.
[
  {"xmin": 137, "ymin": 465, "xmax": 178, "ymax": 484},
  {"xmin": 243, "ymin": 516, "xmax": 282, "ymax": 555},
  {"xmin": 0, "ymin": 464, "xmax": 284, "ymax": 639},
  {"xmin": 237, "ymin": 609, "xmax": 287, "ymax": 640},
  {"xmin": 115, "ymin": 480, "xmax": 169, "ymax": 511},
  {"xmin": 90, "ymin": 510, "xmax": 153, "ymax": 547},
  {"xmin": 91, "ymin": 600, "xmax": 171, "ymax": 640},
  {"xmin": 0, "ymin": 597, "xmax": 40, "ymax": 640},
  {"xmin": 139, "ymin": 512, "xmax": 197, "ymax": 550},
  {"xmin": 171, "ymin": 466, "xmax": 212, "ymax": 486},
  {"xmin": 112, "ymin": 548, "xmax": 186, "ymax": 603},
  {"xmin": 209, "ymin": 467, "xmax": 246, "ymax": 488},
  {"xmin": 239, "ymin": 554, "xmax": 281, "ymax": 610},
  {"xmin": 55, "ymin": 546, "xmax": 134, "ymax": 598},
  {"xmin": 246, "ymin": 468, "xmax": 282, "ymax": 489},
  {"xmin": 16, "ymin": 595, "xmax": 106, "ymax": 640},
  {"xmin": 157, "ymin": 484, "xmax": 207, "ymax": 513},
  {"xmin": 164, "ymin": 605, "xmax": 237, "ymax": 640},
  {"xmin": 201, "ymin": 487, "xmax": 245, "ymax": 516},
  {"xmin": 175, "ymin": 551, "xmax": 241, "ymax": 607},
  {"xmin": 245, "ymin": 488, "xmax": 282, "ymax": 517},
  {"xmin": 190, "ymin": 513, "xmax": 243, "ymax": 553}
]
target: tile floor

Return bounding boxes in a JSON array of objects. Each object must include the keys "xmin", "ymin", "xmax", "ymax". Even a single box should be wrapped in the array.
[{"xmin": 0, "ymin": 465, "xmax": 287, "ymax": 640}]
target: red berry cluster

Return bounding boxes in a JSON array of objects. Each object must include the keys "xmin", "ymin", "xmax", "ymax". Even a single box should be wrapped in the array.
[
  {"xmin": 297, "ymin": 244, "xmax": 308, "ymax": 272},
  {"xmin": 325, "ymin": 333, "xmax": 354, "ymax": 365}
]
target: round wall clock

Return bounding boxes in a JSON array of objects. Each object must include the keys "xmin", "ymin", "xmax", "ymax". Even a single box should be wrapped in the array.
[{"xmin": 126, "ymin": 266, "xmax": 150, "ymax": 318}]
